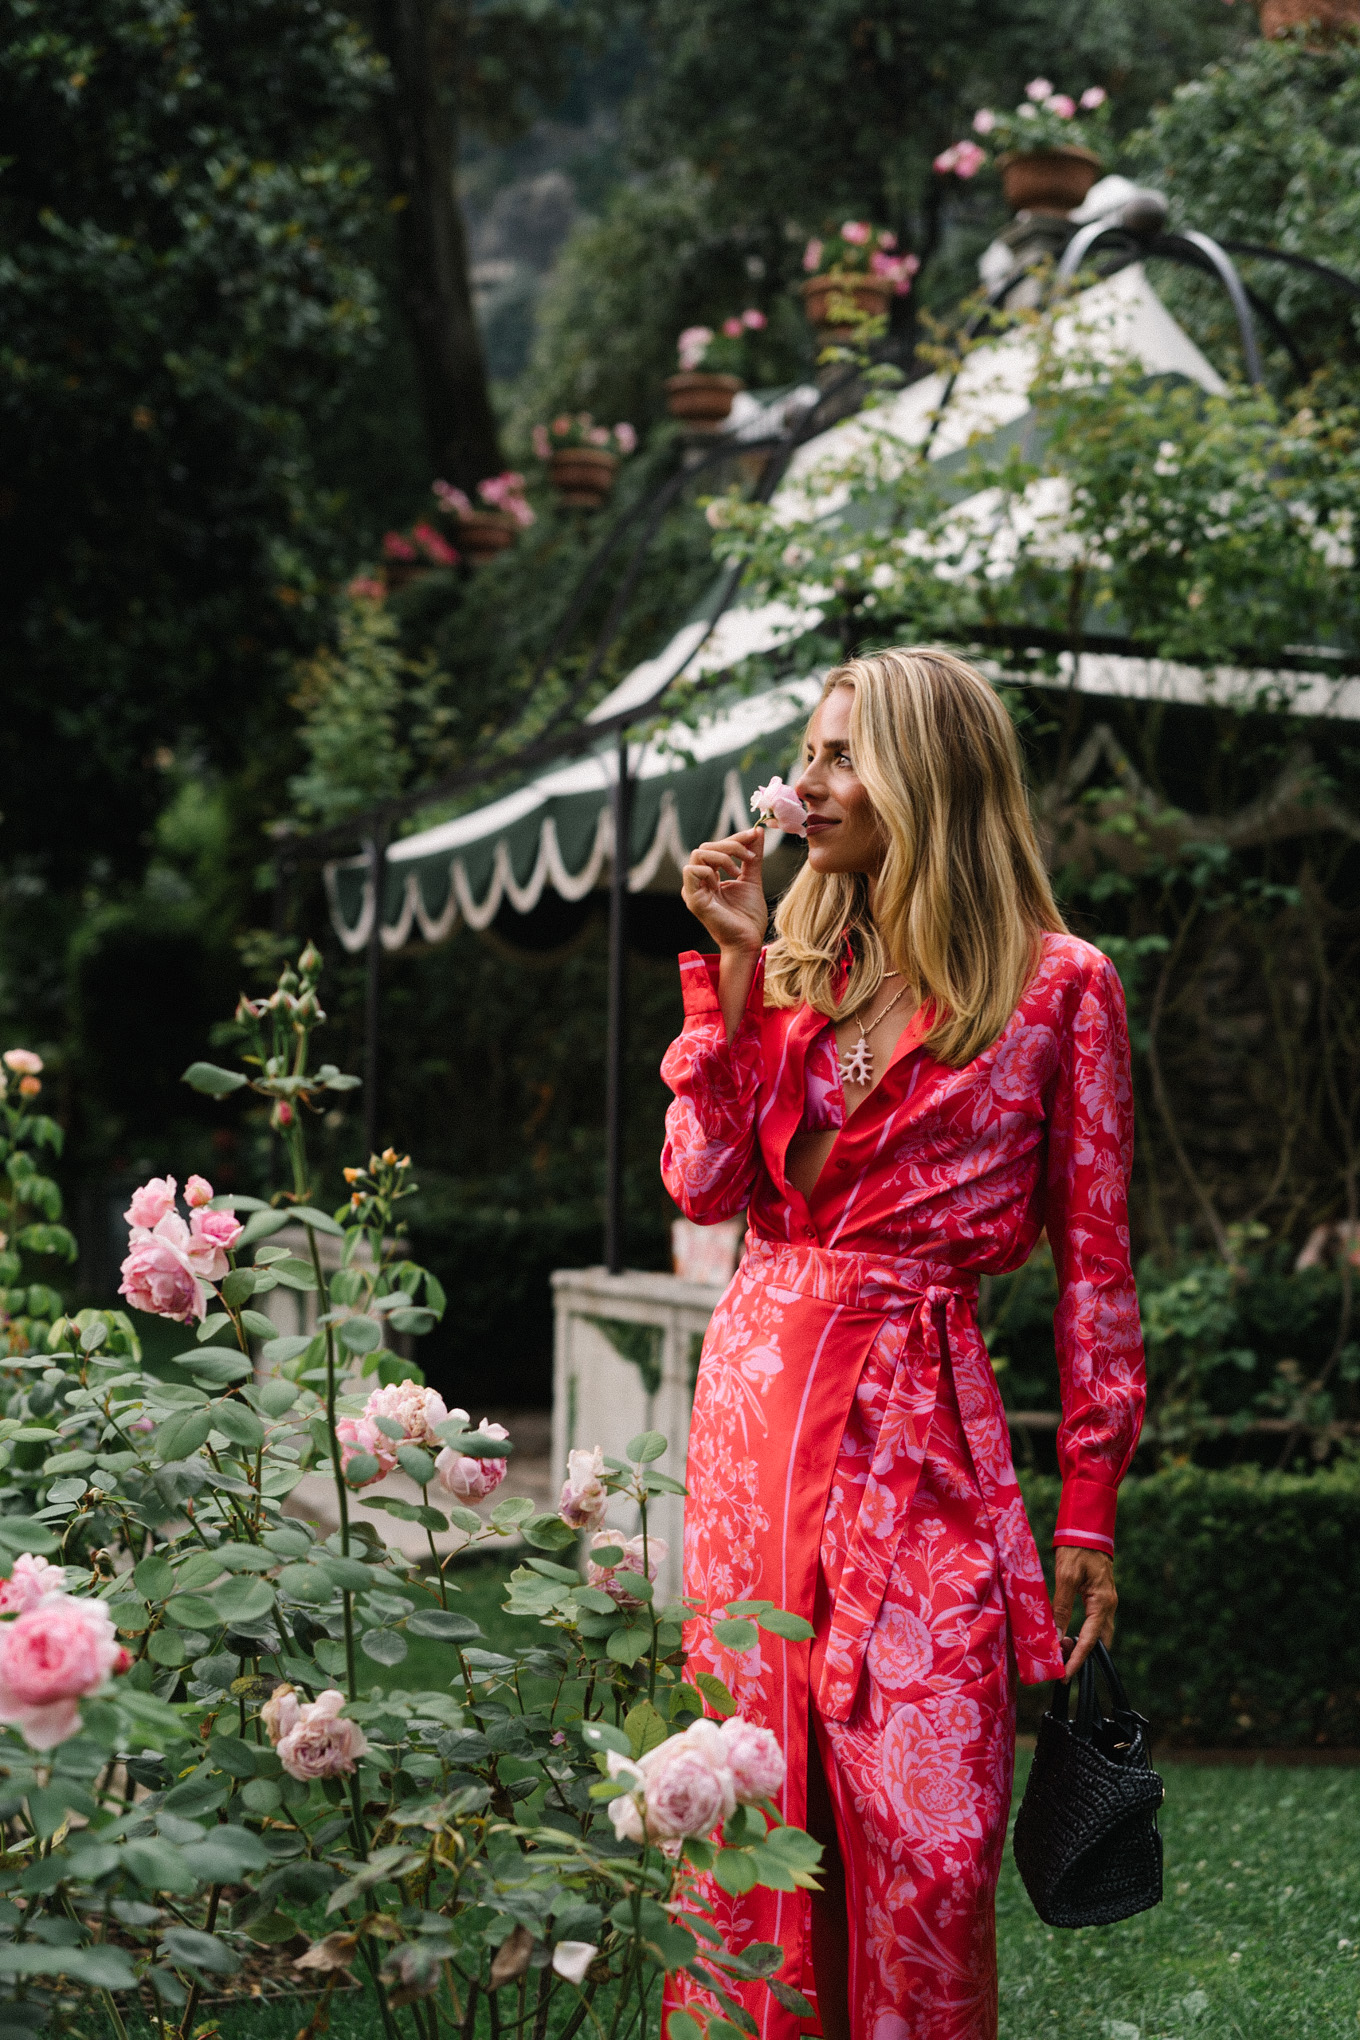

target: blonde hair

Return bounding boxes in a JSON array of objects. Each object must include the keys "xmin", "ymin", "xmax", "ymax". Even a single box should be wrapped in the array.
[{"xmin": 763, "ymin": 647, "xmax": 1066, "ymax": 1067}]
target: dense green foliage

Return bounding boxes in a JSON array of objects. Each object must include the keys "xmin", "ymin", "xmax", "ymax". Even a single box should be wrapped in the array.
[{"xmin": 1024, "ymin": 1466, "xmax": 1360, "ymax": 1746}]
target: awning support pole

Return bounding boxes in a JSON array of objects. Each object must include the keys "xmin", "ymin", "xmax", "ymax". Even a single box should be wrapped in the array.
[
  {"xmin": 604, "ymin": 735, "xmax": 631, "ymax": 1276},
  {"xmin": 363, "ymin": 827, "xmax": 387, "ymax": 1159}
]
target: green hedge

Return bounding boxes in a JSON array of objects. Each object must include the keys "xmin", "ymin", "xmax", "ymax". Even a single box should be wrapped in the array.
[{"xmin": 1021, "ymin": 1466, "xmax": 1360, "ymax": 1748}]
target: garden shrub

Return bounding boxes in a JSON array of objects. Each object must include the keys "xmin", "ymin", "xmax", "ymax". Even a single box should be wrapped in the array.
[{"xmin": 1023, "ymin": 1465, "xmax": 1360, "ymax": 1748}]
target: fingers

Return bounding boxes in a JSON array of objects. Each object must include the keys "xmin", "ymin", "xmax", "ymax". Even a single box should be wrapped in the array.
[
  {"xmin": 683, "ymin": 832, "xmax": 764, "ymax": 891},
  {"xmin": 1064, "ymin": 1605, "xmax": 1103, "ymax": 1680}
]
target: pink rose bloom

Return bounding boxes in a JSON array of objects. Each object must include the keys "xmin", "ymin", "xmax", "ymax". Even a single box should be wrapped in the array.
[
  {"xmin": 588, "ymin": 1531, "xmax": 665, "ymax": 1609},
  {"xmin": 533, "ymin": 424, "xmax": 552, "ymax": 461},
  {"xmin": 348, "ymin": 576, "xmax": 386, "ymax": 602},
  {"xmin": 1025, "ymin": 77, "xmax": 1053, "ymax": 100},
  {"xmin": 119, "ymin": 1226, "xmax": 204, "ymax": 1324},
  {"xmin": 128, "ymin": 1414, "xmax": 155, "ymax": 1435},
  {"xmin": 434, "ymin": 1420, "xmax": 509, "ymax": 1502},
  {"xmin": 413, "ymin": 521, "xmax": 458, "ymax": 565},
  {"xmin": 184, "ymin": 1175, "xmax": 214, "ymax": 1208},
  {"xmin": 742, "ymin": 308, "xmax": 767, "ymax": 330},
  {"xmin": 275, "ymin": 1689, "xmax": 369, "ymax": 1781},
  {"xmin": 552, "ymin": 414, "xmax": 573, "ymax": 435},
  {"xmin": 951, "ymin": 141, "xmax": 986, "ymax": 180},
  {"xmin": 364, "ymin": 1380, "xmax": 450, "ymax": 1448},
  {"xmin": 2, "ymin": 1050, "xmax": 42, "ymax": 1075},
  {"xmin": 1080, "ymin": 85, "xmax": 1107, "ymax": 110},
  {"xmin": 124, "ymin": 1177, "xmax": 177, "ymax": 1230},
  {"xmin": 0, "ymin": 1593, "xmax": 123, "ymax": 1749},
  {"xmin": 722, "ymin": 316, "xmax": 744, "ymax": 339},
  {"xmin": 802, "ymin": 238, "xmax": 823, "ymax": 274},
  {"xmin": 261, "ymin": 1683, "xmax": 301, "ymax": 1745},
  {"xmin": 749, "ymin": 777, "xmax": 808, "ymax": 837},
  {"xmin": 973, "ymin": 107, "xmax": 997, "ymax": 134},
  {"xmin": 642, "ymin": 1730, "xmax": 736, "ymax": 1840},
  {"xmin": 677, "ymin": 325, "xmax": 713, "ymax": 372},
  {"xmin": 614, "ymin": 422, "xmax": 637, "ymax": 454},
  {"xmin": 605, "ymin": 1749, "xmax": 646, "ymax": 1843},
  {"xmin": 720, "ymin": 1716, "xmax": 786, "ymax": 1802},
  {"xmin": 0, "ymin": 1554, "xmax": 67, "ymax": 1615},
  {"xmin": 382, "ymin": 531, "xmax": 417, "ymax": 561},
  {"xmin": 558, "ymin": 1446, "xmax": 609, "ymax": 1532},
  {"xmin": 1045, "ymin": 93, "xmax": 1075, "ymax": 118},
  {"xmin": 432, "ymin": 478, "xmax": 473, "ymax": 519},
  {"xmin": 878, "ymin": 231, "xmax": 897, "ymax": 249},
  {"xmin": 933, "ymin": 144, "xmax": 960, "ymax": 173},
  {"xmin": 336, "ymin": 1414, "xmax": 397, "ymax": 1486},
  {"xmin": 840, "ymin": 220, "xmax": 870, "ymax": 245},
  {"xmin": 189, "ymin": 1206, "xmax": 243, "ymax": 1272}
]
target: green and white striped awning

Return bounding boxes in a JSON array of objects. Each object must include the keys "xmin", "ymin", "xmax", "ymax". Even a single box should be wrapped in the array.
[{"xmin": 326, "ymin": 262, "xmax": 1360, "ymax": 955}]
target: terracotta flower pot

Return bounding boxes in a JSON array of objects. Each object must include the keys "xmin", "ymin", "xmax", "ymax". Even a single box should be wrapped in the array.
[
  {"xmin": 456, "ymin": 511, "xmax": 517, "ymax": 564},
  {"xmin": 550, "ymin": 446, "xmax": 619, "ymax": 509},
  {"xmin": 664, "ymin": 371, "xmax": 743, "ymax": 430},
  {"xmin": 800, "ymin": 271, "xmax": 896, "ymax": 339},
  {"xmin": 1000, "ymin": 147, "xmax": 1103, "ymax": 217},
  {"xmin": 1259, "ymin": 0, "xmax": 1360, "ymax": 36}
]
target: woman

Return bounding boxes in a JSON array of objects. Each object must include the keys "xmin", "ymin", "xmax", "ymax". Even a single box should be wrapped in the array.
[{"xmin": 661, "ymin": 649, "xmax": 1145, "ymax": 2040}]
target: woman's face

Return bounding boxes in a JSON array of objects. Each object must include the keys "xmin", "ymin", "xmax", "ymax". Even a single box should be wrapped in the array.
[{"xmin": 794, "ymin": 685, "xmax": 885, "ymax": 877}]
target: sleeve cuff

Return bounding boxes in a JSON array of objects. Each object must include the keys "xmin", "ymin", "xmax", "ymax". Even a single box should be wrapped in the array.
[
  {"xmin": 677, "ymin": 949, "xmax": 765, "ymax": 1021},
  {"xmin": 1053, "ymin": 1475, "xmax": 1118, "ymax": 1556}
]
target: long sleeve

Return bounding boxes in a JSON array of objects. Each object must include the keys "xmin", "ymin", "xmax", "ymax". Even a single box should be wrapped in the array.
[
  {"xmin": 1042, "ymin": 952, "xmax": 1147, "ymax": 1555},
  {"xmin": 660, "ymin": 950, "xmax": 767, "ymax": 1223}
]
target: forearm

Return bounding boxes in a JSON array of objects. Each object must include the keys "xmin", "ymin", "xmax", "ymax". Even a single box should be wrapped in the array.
[{"xmin": 717, "ymin": 945, "xmax": 762, "ymax": 1044}]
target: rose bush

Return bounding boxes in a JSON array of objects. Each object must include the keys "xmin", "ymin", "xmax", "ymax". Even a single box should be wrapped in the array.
[{"xmin": 0, "ymin": 945, "xmax": 819, "ymax": 2038}]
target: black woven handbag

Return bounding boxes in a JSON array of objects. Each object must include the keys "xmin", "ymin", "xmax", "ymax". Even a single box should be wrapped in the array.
[{"xmin": 1012, "ymin": 1640, "xmax": 1164, "ymax": 1929}]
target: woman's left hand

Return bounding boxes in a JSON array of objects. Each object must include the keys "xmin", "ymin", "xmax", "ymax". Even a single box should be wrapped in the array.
[{"xmin": 1052, "ymin": 1545, "xmax": 1117, "ymax": 1679}]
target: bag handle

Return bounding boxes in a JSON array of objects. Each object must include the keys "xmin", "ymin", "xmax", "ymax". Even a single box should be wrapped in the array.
[{"xmin": 1052, "ymin": 1639, "xmax": 1134, "ymax": 1739}]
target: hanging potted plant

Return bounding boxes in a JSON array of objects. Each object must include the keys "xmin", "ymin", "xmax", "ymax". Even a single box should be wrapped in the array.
[
  {"xmin": 936, "ymin": 80, "xmax": 1110, "ymax": 216},
  {"xmin": 533, "ymin": 414, "xmax": 638, "ymax": 509},
  {"xmin": 432, "ymin": 472, "xmax": 536, "ymax": 564},
  {"xmin": 799, "ymin": 224, "xmax": 919, "ymax": 341},
  {"xmin": 664, "ymin": 311, "xmax": 766, "ymax": 428},
  {"xmin": 380, "ymin": 520, "xmax": 459, "ymax": 591}
]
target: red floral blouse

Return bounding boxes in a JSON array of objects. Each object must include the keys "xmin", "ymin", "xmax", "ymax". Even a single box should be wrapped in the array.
[{"xmin": 660, "ymin": 931, "xmax": 1146, "ymax": 1552}]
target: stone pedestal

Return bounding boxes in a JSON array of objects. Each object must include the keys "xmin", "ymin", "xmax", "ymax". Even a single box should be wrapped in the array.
[{"xmin": 550, "ymin": 1267, "xmax": 725, "ymax": 1595}]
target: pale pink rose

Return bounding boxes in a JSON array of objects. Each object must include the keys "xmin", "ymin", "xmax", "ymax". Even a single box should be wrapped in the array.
[
  {"xmin": 0, "ymin": 1554, "xmax": 67, "ymax": 1615},
  {"xmin": 119, "ymin": 1227, "xmax": 204, "ymax": 1323},
  {"xmin": 641, "ymin": 1732, "xmax": 735, "ymax": 1839},
  {"xmin": 183, "ymin": 1175, "xmax": 214, "ymax": 1208},
  {"xmin": 1080, "ymin": 85, "xmax": 1107, "ymax": 110},
  {"xmin": 749, "ymin": 777, "xmax": 808, "ymax": 836},
  {"xmin": 275, "ymin": 1688, "xmax": 369, "ymax": 1781},
  {"xmin": 432, "ymin": 478, "xmax": 473, "ymax": 518},
  {"xmin": 719, "ymin": 1716, "xmax": 786, "ymax": 1802},
  {"xmin": 802, "ymin": 238, "xmax": 823, "ymax": 274},
  {"xmin": 606, "ymin": 1749, "xmax": 646, "ymax": 1843},
  {"xmin": 1045, "ymin": 93, "xmax": 1075, "ymax": 118},
  {"xmin": 559, "ymin": 1446, "xmax": 610, "ymax": 1532},
  {"xmin": 0, "ymin": 1593, "xmax": 123, "ymax": 1750},
  {"xmin": 260, "ymin": 1683, "xmax": 301, "ymax": 1745},
  {"xmin": 722, "ymin": 316, "xmax": 744, "ymax": 339},
  {"xmin": 878, "ymin": 231, "xmax": 897, "ymax": 249},
  {"xmin": 950, "ymin": 140, "xmax": 986, "ymax": 179},
  {"xmin": 933, "ymin": 144, "xmax": 960, "ymax": 174},
  {"xmin": 588, "ymin": 1531, "xmax": 665, "ymax": 1610},
  {"xmin": 586, "ymin": 425, "xmax": 611, "ymax": 445},
  {"xmin": 364, "ymin": 1380, "xmax": 450, "ymax": 1449},
  {"xmin": 1025, "ymin": 77, "xmax": 1053, "ymax": 101},
  {"xmin": 533, "ymin": 423, "xmax": 552, "ymax": 460},
  {"xmin": 335, "ymin": 1414, "xmax": 396, "ymax": 1486},
  {"xmin": 742, "ymin": 308, "xmax": 767, "ymax": 330},
  {"xmin": 128, "ymin": 1414, "xmax": 155, "ymax": 1435},
  {"xmin": 189, "ymin": 1206, "xmax": 244, "ymax": 1266},
  {"xmin": 973, "ymin": 107, "xmax": 996, "ymax": 134},
  {"xmin": 2, "ymin": 1050, "xmax": 42, "ymax": 1075},
  {"xmin": 840, "ymin": 220, "xmax": 871, "ymax": 245},
  {"xmin": 677, "ymin": 325, "xmax": 713, "ymax": 372},
  {"xmin": 434, "ymin": 1420, "xmax": 509, "ymax": 1502},
  {"xmin": 614, "ymin": 422, "xmax": 637, "ymax": 454},
  {"xmin": 124, "ymin": 1177, "xmax": 177, "ymax": 1229}
]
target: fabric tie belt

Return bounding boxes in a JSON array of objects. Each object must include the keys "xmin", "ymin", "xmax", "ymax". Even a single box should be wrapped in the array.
[{"xmin": 738, "ymin": 1234, "xmax": 1065, "ymax": 1717}]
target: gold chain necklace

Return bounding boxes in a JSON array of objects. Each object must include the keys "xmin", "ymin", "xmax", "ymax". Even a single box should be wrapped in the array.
[{"xmin": 838, "ymin": 980, "xmax": 911, "ymax": 1088}]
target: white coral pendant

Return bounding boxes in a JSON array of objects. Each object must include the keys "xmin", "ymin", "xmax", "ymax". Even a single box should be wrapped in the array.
[{"xmin": 839, "ymin": 1038, "xmax": 873, "ymax": 1087}]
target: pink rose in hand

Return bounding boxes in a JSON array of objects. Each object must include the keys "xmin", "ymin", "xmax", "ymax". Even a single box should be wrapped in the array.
[
  {"xmin": 719, "ymin": 1716, "xmax": 786, "ymax": 1802},
  {"xmin": 276, "ymin": 1689, "xmax": 369, "ymax": 1781},
  {"xmin": 588, "ymin": 1531, "xmax": 665, "ymax": 1610},
  {"xmin": 558, "ymin": 1446, "xmax": 609, "ymax": 1532},
  {"xmin": 119, "ymin": 1226, "xmax": 204, "ymax": 1323},
  {"xmin": 124, "ymin": 1177, "xmax": 177, "ymax": 1230},
  {"xmin": 749, "ymin": 777, "xmax": 808, "ymax": 837},
  {"xmin": 0, "ymin": 1554, "xmax": 67, "ymax": 1615},
  {"xmin": 0, "ymin": 1593, "xmax": 123, "ymax": 1749},
  {"xmin": 184, "ymin": 1175, "xmax": 214, "ymax": 1208},
  {"xmin": 435, "ymin": 1420, "xmax": 509, "ymax": 1502}
]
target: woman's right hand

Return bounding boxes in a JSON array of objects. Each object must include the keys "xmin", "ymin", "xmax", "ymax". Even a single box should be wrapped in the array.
[{"xmin": 681, "ymin": 826, "xmax": 769, "ymax": 954}]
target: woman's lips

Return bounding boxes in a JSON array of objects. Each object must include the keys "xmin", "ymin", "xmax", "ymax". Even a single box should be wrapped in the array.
[{"xmin": 804, "ymin": 814, "xmax": 838, "ymax": 834}]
